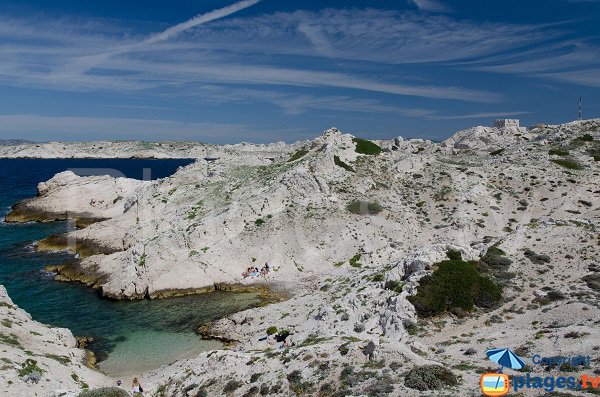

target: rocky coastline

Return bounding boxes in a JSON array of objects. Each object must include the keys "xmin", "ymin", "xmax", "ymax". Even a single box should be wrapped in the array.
[{"xmin": 2, "ymin": 119, "xmax": 599, "ymax": 396}]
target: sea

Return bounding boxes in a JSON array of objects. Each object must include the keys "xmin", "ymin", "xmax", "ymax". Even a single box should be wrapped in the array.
[{"xmin": 0, "ymin": 158, "xmax": 261, "ymax": 378}]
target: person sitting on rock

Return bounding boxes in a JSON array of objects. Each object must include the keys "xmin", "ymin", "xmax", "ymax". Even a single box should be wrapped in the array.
[{"xmin": 260, "ymin": 263, "xmax": 270, "ymax": 276}]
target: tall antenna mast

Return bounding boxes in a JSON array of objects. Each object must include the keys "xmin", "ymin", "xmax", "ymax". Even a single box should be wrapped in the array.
[{"xmin": 578, "ymin": 96, "xmax": 582, "ymax": 121}]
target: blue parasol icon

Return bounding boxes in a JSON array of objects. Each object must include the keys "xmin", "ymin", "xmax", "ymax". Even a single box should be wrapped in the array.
[
  {"xmin": 486, "ymin": 348, "xmax": 526, "ymax": 389},
  {"xmin": 486, "ymin": 348, "xmax": 526, "ymax": 372}
]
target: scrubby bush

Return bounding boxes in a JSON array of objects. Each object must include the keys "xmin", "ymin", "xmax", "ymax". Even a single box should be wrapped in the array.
[
  {"xmin": 266, "ymin": 326, "xmax": 277, "ymax": 335},
  {"xmin": 549, "ymin": 148, "xmax": 570, "ymax": 156},
  {"xmin": 223, "ymin": 380, "xmax": 243, "ymax": 394},
  {"xmin": 583, "ymin": 274, "xmax": 600, "ymax": 291},
  {"xmin": 349, "ymin": 253, "xmax": 362, "ymax": 268},
  {"xmin": 404, "ymin": 365, "xmax": 458, "ymax": 391},
  {"xmin": 334, "ymin": 155, "xmax": 354, "ymax": 172},
  {"xmin": 347, "ymin": 200, "xmax": 383, "ymax": 215},
  {"xmin": 287, "ymin": 370, "xmax": 312, "ymax": 395},
  {"xmin": 479, "ymin": 245, "xmax": 513, "ymax": 279},
  {"xmin": 446, "ymin": 249, "xmax": 462, "ymax": 261},
  {"xmin": 576, "ymin": 133, "xmax": 594, "ymax": 142},
  {"xmin": 352, "ymin": 137, "xmax": 382, "ymax": 155},
  {"xmin": 408, "ymin": 259, "xmax": 502, "ymax": 316},
  {"xmin": 550, "ymin": 158, "xmax": 583, "ymax": 170},
  {"xmin": 288, "ymin": 149, "xmax": 308, "ymax": 162},
  {"xmin": 78, "ymin": 388, "xmax": 130, "ymax": 397},
  {"xmin": 242, "ymin": 386, "xmax": 259, "ymax": 397},
  {"xmin": 384, "ymin": 280, "xmax": 403, "ymax": 294},
  {"xmin": 523, "ymin": 249, "xmax": 551, "ymax": 264},
  {"xmin": 371, "ymin": 273, "xmax": 384, "ymax": 282}
]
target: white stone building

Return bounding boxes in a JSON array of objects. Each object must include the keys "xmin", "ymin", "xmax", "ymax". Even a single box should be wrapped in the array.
[{"xmin": 494, "ymin": 119, "xmax": 520, "ymax": 127}]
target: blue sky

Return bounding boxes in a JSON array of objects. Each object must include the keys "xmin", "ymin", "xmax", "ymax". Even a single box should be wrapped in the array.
[{"xmin": 0, "ymin": 0, "xmax": 598, "ymax": 143}]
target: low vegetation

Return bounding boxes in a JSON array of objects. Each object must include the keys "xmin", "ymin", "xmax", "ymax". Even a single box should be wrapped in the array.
[
  {"xmin": 287, "ymin": 149, "xmax": 308, "ymax": 162},
  {"xmin": 349, "ymin": 253, "xmax": 362, "ymax": 268},
  {"xmin": 333, "ymin": 155, "xmax": 355, "ymax": 172},
  {"xmin": 548, "ymin": 148, "xmax": 570, "ymax": 156},
  {"xmin": 404, "ymin": 365, "xmax": 458, "ymax": 391},
  {"xmin": 347, "ymin": 200, "xmax": 383, "ymax": 215},
  {"xmin": 79, "ymin": 388, "xmax": 130, "ymax": 397},
  {"xmin": 550, "ymin": 158, "xmax": 583, "ymax": 170},
  {"xmin": 352, "ymin": 137, "xmax": 382, "ymax": 155},
  {"xmin": 408, "ymin": 259, "xmax": 502, "ymax": 317},
  {"xmin": 478, "ymin": 245, "xmax": 514, "ymax": 280}
]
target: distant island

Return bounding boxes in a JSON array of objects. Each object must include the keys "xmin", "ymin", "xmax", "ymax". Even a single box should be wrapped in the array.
[{"xmin": 0, "ymin": 139, "xmax": 34, "ymax": 146}]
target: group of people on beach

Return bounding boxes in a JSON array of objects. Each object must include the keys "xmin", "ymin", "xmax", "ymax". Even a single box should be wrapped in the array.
[{"xmin": 242, "ymin": 262, "xmax": 270, "ymax": 278}]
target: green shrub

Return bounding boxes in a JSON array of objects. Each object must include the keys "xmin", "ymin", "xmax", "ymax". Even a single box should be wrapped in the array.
[
  {"xmin": 78, "ymin": 388, "xmax": 130, "ymax": 397},
  {"xmin": 576, "ymin": 133, "xmax": 594, "ymax": 142},
  {"xmin": 384, "ymin": 280, "xmax": 403, "ymax": 294},
  {"xmin": 287, "ymin": 370, "xmax": 312, "ymax": 395},
  {"xmin": 479, "ymin": 245, "xmax": 513, "ymax": 279},
  {"xmin": 550, "ymin": 158, "xmax": 583, "ymax": 170},
  {"xmin": 18, "ymin": 359, "xmax": 44, "ymax": 377},
  {"xmin": 349, "ymin": 253, "xmax": 362, "ymax": 268},
  {"xmin": 288, "ymin": 149, "xmax": 309, "ymax": 162},
  {"xmin": 371, "ymin": 273, "xmax": 384, "ymax": 282},
  {"xmin": 266, "ymin": 326, "xmax": 278, "ymax": 335},
  {"xmin": 334, "ymin": 155, "xmax": 354, "ymax": 172},
  {"xmin": 408, "ymin": 260, "xmax": 502, "ymax": 317},
  {"xmin": 523, "ymin": 249, "xmax": 551, "ymax": 264},
  {"xmin": 255, "ymin": 218, "xmax": 265, "ymax": 226},
  {"xmin": 446, "ymin": 249, "xmax": 462, "ymax": 261},
  {"xmin": 404, "ymin": 365, "xmax": 458, "ymax": 391},
  {"xmin": 347, "ymin": 200, "xmax": 383, "ymax": 215},
  {"xmin": 548, "ymin": 148, "xmax": 570, "ymax": 156},
  {"xmin": 224, "ymin": 380, "xmax": 243, "ymax": 394},
  {"xmin": 352, "ymin": 137, "xmax": 382, "ymax": 155}
]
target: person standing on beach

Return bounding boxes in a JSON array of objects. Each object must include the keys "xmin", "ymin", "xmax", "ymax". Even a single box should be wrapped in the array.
[{"xmin": 131, "ymin": 377, "xmax": 143, "ymax": 394}]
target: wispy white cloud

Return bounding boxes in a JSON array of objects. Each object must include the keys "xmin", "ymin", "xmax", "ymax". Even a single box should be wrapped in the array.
[
  {"xmin": 145, "ymin": 0, "xmax": 261, "ymax": 45},
  {"xmin": 0, "ymin": 10, "xmax": 505, "ymax": 102},
  {"xmin": 407, "ymin": 0, "xmax": 451, "ymax": 13},
  {"xmin": 0, "ymin": 5, "xmax": 595, "ymax": 115},
  {"xmin": 59, "ymin": 0, "xmax": 262, "ymax": 76},
  {"xmin": 427, "ymin": 111, "xmax": 531, "ymax": 120},
  {"xmin": 463, "ymin": 41, "xmax": 600, "ymax": 87}
]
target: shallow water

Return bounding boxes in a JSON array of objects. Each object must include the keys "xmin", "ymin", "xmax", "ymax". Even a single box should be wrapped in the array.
[{"xmin": 0, "ymin": 159, "xmax": 261, "ymax": 378}]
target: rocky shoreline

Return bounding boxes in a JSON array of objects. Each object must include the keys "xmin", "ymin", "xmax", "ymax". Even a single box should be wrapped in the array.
[
  {"xmin": 2, "ymin": 120, "xmax": 600, "ymax": 396},
  {"xmin": 0, "ymin": 286, "xmax": 111, "ymax": 396}
]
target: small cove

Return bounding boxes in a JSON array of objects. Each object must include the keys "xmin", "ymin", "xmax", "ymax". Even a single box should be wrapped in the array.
[{"xmin": 0, "ymin": 158, "xmax": 262, "ymax": 378}]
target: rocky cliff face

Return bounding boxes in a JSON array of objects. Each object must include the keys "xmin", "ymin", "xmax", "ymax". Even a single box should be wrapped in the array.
[{"xmin": 0, "ymin": 286, "xmax": 111, "ymax": 397}]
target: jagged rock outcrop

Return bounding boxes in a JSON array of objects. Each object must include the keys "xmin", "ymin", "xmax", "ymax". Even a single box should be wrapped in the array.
[{"xmin": 0, "ymin": 286, "xmax": 111, "ymax": 396}]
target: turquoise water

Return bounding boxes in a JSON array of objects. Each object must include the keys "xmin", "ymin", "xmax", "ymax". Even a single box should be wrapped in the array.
[{"xmin": 0, "ymin": 159, "xmax": 261, "ymax": 377}]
